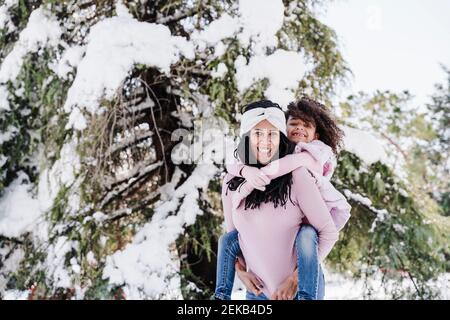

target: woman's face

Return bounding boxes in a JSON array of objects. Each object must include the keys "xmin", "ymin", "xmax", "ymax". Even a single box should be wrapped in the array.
[
  {"xmin": 286, "ymin": 116, "xmax": 319, "ymax": 144},
  {"xmin": 249, "ymin": 119, "xmax": 281, "ymax": 165}
]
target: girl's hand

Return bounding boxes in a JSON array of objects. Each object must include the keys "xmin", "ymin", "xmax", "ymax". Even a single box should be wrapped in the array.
[
  {"xmin": 241, "ymin": 166, "xmax": 270, "ymax": 191},
  {"xmin": 271, "ymin": 273, "xmax": 298, "ymax": 300},
  {"xmin": 235, "ymin": 262, "xmax": 264, "ymax": 296}
]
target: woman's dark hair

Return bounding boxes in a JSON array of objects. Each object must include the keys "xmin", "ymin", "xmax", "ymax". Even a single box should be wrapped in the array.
[
  {"xmin": 227, "ymin": 100, "xmax": 296, "ymax": 210},
  {"xmin": 286, "ymin": 96, "xmax": 345, "ymax": 156}
]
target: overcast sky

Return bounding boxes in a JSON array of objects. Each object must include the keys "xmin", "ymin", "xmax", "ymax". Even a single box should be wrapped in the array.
[{"xmin": 319, "ymin": 0, "xmax": 450, "ymax": 109}]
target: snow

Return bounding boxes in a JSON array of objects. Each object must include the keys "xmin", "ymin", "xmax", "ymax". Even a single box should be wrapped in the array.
[
  {"xmin": 0, "ymin": 155, "xmax": 6, "ymax": 168},
  {"xmin": 237, "ymin": 0, "xmax": 285, "ymax": 54},
  {"xmin": 393, "ymin": 223, "xmax": 407, "ymax": 234},
  {"xmin": 102, "ymin": 114, "xmax": 230, "ymax": 298},
  {"xmin": 45, "ymin": 236, "xmax": 78, "ymax": 288},
  {"xmin": 0, "ymin": 7, "xmax": 62, "ymax": 83},
  {"xmin": 191, "ymin": 0, "xmax": 284, "ymax": 54},
  {"xmin": 190, "ymin": 0, "xmax": 306, "ymax": 107},
  {"xmin": 0, "ymin": 85, "xmax": 9, "ymax": 111},
  {"xmin": 213, "ymin": 41, "xmax": 227, "ymax": 57},
  {"xmin": 235, "ymin": 50, "xmax": 310, "ymax": 107},
  {"xmin": 0, "ymin": 246, "xmax": 25, "ymax": 294},
  {"xmin": 191, "ymin": 13, "xmax": 240, "ymax": 47},
  {"xmin": 342, "ymin": 125, "xmax": 388, "ymax": 165},
  {"xmin": 0, "ymin": 125, "xmax": 18, "ymax": 143},
  {"xmin": 0, "ymin": 139, "xmax": 80, "ymax": 239},
  {"xmin": 1, "ymin": 0, "xmax": 444, "ymax": 302},
  {"xmin": 40, "ymin": 138, "xmax": 81, "ymax": 214},
  {"xmin": 86, "ymin": 251, "xmax": 97, "ymax": 266},
  {"xmin": 343, "ymin": 189, "xmax": 391, "ymax": 233},
  {"xmin": 212, "ymin": 62, "xmax": 228, "ymax": 79},
  {"xmin": 0, "ymin": 0, "xmax": 18, "ymax": 33},
  {"xmin": 0, "ymin": 172, "xmax": 41, "ymax": 238},
  {"xmin": 115, "ymin": 0, "xmax": 133, "ymax": 19},
  {"xmin": 231, "ymin": 266, "xmax": 450, "ymax": 300},
  {"xmin": 344, "ymin": 189, "xmax": 372, "ymax": 207},
  {"xmin": 63, "ymin": 15, "xmax": 195, "ymax": 129},
  {"xmin": 325, "ymin": 268, "xmax": 450, "ymax": 300},
  {"xmin": 50, "ymin": 45, "xmax": 86, "ymax": 80},
  {"xmin": 65, "ymin": 106, "xmax": 87, "ymax": 131},
  {"xmin": 103, "ymin": 162, "xmax": 219, "ymax": 299},
  {"xmin": 2, "ymin": 289, "xmax": 29, "ymax": 300}
]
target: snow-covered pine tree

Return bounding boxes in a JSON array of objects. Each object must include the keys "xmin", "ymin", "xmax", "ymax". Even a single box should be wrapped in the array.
[
  {"xmin": 0, "ymin": 0, "xmax": 446, "ymax": 299},
  {"xmin": 329, "ymin": 90, "xmax": 448, "ymax": 299}
]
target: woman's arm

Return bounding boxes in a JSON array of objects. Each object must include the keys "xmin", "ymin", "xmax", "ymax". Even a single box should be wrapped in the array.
[
  {"xmin": 260, "ymin": 152, "xmax": 322, "ymax": 180},
  {"xmin": 292, "ymin": 167, "xmax": 339, "ymax": 261},
  {"xmin": 222, "ymin": 174, "xmax": 237, "ymax": 232},
  {"xmin": 222, "ymin": 173, "xmax": 259, "ymax": 230},
  {"xmin": 231, "ymin": 180, "xmax": 255, "ymax": 211}
]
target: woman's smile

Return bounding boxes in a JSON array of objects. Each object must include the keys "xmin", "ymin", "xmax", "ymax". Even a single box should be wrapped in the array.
[
  {"xmin": 257, "ymin": 146, "xmax": 272, "ymax": 156},
  {"xmin": 249, "ymin": 120, "xmax": 281, "ymax": 165}
]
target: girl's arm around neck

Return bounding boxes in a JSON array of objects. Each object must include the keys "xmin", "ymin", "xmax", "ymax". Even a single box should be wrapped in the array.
[{"xmin": 261, "ymin": 152, "xmax": 322, "ymax": 180}]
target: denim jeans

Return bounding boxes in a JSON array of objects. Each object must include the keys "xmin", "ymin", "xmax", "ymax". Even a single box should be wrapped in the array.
[
  {"xmin": 295, "ymin": 224, "xmax": 325, "ymax": 300},
  {"xmin": 214, "ymin": 229, "xmax": 241, "ymax": 300},
  {"xmin": 214, "ymin": 224, "xmax": 325, "ymax": 300}
]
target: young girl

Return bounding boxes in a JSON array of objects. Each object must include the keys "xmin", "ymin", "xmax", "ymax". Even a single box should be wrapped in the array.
[{"xmin": 214, "ymin": 97, "xmax": 351, "ymax": 300}]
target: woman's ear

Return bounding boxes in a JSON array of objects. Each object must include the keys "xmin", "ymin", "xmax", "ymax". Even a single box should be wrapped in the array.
[{"xmin": 315, "ymin": 132, "xmax": 320, "ymax": 140}]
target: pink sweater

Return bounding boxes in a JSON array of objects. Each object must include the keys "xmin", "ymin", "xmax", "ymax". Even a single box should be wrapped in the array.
[{"xmin": 222, "ymin": 160, "xmax": 339, "ymax": 298}]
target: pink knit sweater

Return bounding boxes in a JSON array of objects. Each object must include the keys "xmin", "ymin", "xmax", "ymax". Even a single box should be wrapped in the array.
[{"xmin": 222, "ymin": 157, "xmax": 339, "ymax": 297}]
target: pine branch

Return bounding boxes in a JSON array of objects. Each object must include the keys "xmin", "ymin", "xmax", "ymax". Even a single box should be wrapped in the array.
[
  {"xmin": 123, "ymin": 95, "xmax": 155, "ymax": 116},
  {"xmin": 100, "ymin": 160, "xmax": 163, "ymax": 208},
  {"xmin": 139, "ymin": 78, "xmax": 170, "ymax": 183},
  {"xmin": 103, "ymin": 190, "xmax": 160, "ymax": 223},
  {"xmin": 380, "ymin": 132, "xmax": 409, "ymax": 161},
  {"xmin": 0, "ymin": 235, "xmax": 24, "ymax": 245},
  {"xmin": 155, "ymin": 8, "xmax": 199, "ymax": 25},
  {"xmin": 116, "ymin": 112, "xmax": 147, "ymax": 128},
  {"xmin": 105, "ymin": 129, "xmax": 153, "ymax": 157}
]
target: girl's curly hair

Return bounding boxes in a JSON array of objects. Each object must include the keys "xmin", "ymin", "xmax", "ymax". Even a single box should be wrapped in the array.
[{"xmin": 286, "ymin": 97, "xmax": 345, "ymax": 156}]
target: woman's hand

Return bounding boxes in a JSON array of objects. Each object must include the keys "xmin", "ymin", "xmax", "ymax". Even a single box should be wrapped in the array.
[
  {"xmin": 235, "ymin": 260, "xmax": 264, "ymax": 296},
  {"xmin": 240, "ymin": 166, "xmax": 270, "ymax": 191},
  {"xmin": 271, "ymin": 271, "xmax": 298, "ymax": 300}
]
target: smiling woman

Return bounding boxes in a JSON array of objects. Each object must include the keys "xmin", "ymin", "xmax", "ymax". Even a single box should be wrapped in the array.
[
  {"xmin": 233, "ymin": 101, "xmax": 295, "ymax": 210},
  {"xmin": 249, "ymin": 120, "xmax": 281, "ymax": 165},
  {"xmin": 215, "ymin": 99, "xmax": 340, "ymax": 301}
]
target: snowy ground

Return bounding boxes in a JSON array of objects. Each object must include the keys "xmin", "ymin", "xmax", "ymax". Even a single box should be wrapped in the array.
[
  {"xmin": 3, "ymin": 268, "xmax": 448, "ymax": 300},
  {"xmin": 231, "ymin": 266, "xmax": 450, "ymax": 300}
]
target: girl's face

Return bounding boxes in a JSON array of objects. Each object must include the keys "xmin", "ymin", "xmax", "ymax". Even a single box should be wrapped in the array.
[
  {"xmin": 249, "ymin": 120, "xmax": 280, "ymax": 165},
  {"xmin": 286, "ymin": 116, "xmax": 319, "ymax": 143}
]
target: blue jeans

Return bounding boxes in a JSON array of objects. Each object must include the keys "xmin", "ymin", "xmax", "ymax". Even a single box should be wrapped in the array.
[
  {"xmin": 214, "ymin": 229, "xmax": 242, "ymax": 300},
  {"xmin": 214, "ymin": 224, "xmax": 325, "ymax": 300},
  {"xmin": 296, "ymin": 224, "xmax": 325, "ymax": 300}
]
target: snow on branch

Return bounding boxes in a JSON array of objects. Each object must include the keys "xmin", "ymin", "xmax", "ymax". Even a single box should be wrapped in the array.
[
  {"xmin": 0, "ymin": 7, "xmax": 61, "ymax": 83},
  {"xmin": 100, "ymin": 160, "xmax": 163, "ymax": 208},
  {"xmin": 63, "ymin": 15, "xmax": 195, "ymax": 129}
]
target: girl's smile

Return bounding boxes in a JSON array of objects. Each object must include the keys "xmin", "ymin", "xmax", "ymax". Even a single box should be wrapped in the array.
[{"xmin": 287, "ymin": 116, "xmax": 319, "ymax": 144}]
